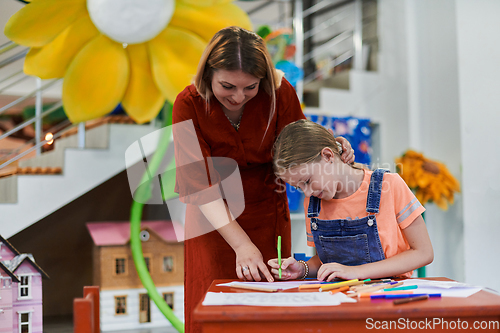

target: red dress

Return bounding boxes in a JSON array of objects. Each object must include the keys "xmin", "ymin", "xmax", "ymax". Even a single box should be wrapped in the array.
[{"xmin": 172, "ymin": 78, "xmax": 305, "ymax": 333}]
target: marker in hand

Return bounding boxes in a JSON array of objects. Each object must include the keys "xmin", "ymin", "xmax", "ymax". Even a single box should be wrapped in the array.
[{"xmin": 277, "ymin": 236, "xmax": 282, "ymax": 279}]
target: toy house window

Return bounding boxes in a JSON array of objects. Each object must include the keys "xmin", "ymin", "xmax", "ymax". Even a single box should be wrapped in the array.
[
  {"xmin": 18, "ymin": 312, "xmax": 31, "ymax": 333},
  {"xmin": 18, "ymin": 275, "xmax": 31, "ymax": 299},
  {"xmin": 144, "ymin": 256, "xmax": 151, "ymax": 272},
  {"xmin": 163, "ymin": 292, "xmax": 174, "ymax": 310},
  {"xmin": 115, "ymin": 258, "xmax": 126, "ymax": 275},
  {"xmin": 114, "ymin": 296, "xmax": 127, "ymax": 315},
  {"xmin": 163, "ymin": 256, "xmax": 174, "ymax": 272},
  {"xmin": 2, "ymin": 277, "xmax": 11, "ymax": 289}
]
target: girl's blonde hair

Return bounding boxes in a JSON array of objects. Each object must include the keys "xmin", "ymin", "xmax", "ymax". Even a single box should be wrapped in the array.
[
  {"xmin": 193, "ymin": 26, "xmax": 282, "ymax": 132},
  {"xmin": 273, "ymin": 119, "xmax": 366, "ymax": 174}
]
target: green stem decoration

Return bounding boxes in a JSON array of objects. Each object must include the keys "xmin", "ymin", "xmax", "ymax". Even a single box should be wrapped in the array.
[{"xmin": 129, "ymin": 103, "xmax": 184, "ymax": 333}]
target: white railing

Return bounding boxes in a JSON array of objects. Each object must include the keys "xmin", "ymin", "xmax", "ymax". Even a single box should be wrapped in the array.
[
  {"xmin": 296, "ymin": 0, "xmax": 367, "ymax": 86},
  {"xmin": 0, "ymin": 41, "xmax": 85, "ymax": 171},
  {"xmin": 244, "ymin": 0, "xmax": 373, "ymax": 100}
]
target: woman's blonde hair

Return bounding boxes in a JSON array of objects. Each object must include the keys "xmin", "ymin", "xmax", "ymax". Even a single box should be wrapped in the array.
[
  {"xmin": 194, "ymin": 26, "xmax": 282, "ymax": 131},
  {"xmin": 273, "ymin": 119, "xmax": 366, "ymax": 175}
]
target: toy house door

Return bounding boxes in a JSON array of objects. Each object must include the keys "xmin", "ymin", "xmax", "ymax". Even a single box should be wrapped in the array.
[{"xmin": 139, "ymin": 294, "xmax": 151, "ymax": 323}]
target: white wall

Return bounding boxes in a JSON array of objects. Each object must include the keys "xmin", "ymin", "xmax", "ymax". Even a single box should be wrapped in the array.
[
  {"xmin": 375, "ymin": 0, "xmax": 500, "ymax": 290},
  {"xmin": 455, "ymin": 0, "xmax": 500, "ymax": 292},
  {"xmin": 405, "ymin": 0, "xmax": 464, "ymax": 282},
  {"xmin": 100, "ymin": 285, "xmax": 184, "ymax": 331},
  {"xmin": 357, "ymin": 0, "xmax": 411, "ymax": 167},
  {"xmin": 319, "ymin": 0, "xmax": 469, "ymax": 284}
]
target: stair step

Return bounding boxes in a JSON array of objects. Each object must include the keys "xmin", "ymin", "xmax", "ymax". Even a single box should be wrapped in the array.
[{"xmin": 0, "ymin": 122, "xmax": 160, "ymax": 237}]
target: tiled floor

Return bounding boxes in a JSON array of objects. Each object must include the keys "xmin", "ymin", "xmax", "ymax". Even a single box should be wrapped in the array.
[{"xmin": 43, "ymin": 316, "xmax": 180, "ymax": 333}]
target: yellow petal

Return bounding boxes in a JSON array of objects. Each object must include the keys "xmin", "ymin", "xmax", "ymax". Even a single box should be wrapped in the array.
[
  {"xmin": 178, "ymin": 0, "xmax": 232, "ymax": 7},
  {"xmin": 63, "ymin": 35, "xmax": 129, "ymax": 123},
  {"xmin": 24, "ymin": 14, "xmax": 99, "ymax": 79},
  {"xmin": 148, "ymin": 27, "xmax": 205, "ymax": 103},
  {"xmin": 170, "ymin": 2, "xmax": 252, "ymax": 42},
  {"xmin": 435, "ymin": 197, "xmax": 448, "ymax": 211},
  {"xmin": 4, "ymin": 0, "xmax": 86, "ymax": 47},
  {"xmin": 122, "ymin": 44, "xmax": 164, "ymax": 124}
]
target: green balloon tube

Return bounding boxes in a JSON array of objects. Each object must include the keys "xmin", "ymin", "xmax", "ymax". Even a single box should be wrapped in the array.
[{"xmin": 129, "ymin": 103, "xmax": 184, "ymax": 333}]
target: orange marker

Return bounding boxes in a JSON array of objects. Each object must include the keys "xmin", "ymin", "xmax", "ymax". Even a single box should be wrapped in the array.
[{"xmin": 329, "ymin": 286, "xmax": 350, "ymax": 295}]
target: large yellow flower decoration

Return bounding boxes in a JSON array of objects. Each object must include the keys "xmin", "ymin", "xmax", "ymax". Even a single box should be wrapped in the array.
[
  {"xmin": 4, "ymin": 0, "xmax": 251, "ymax": 124},
  {"xmin": 395, "ymin": 150, "xmax": 460, "ymax": 210}
]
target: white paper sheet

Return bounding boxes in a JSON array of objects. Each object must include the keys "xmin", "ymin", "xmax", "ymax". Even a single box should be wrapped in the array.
[
  {"xmin": 397, "ymin": 279, "xmax": 482, "ymax": 297},
  {"xmin": 202, "ymin": 291, "xmax": 357, "ymax": 306},
  {"xmin": 216, "ymin": 280, "xmax": 323, "ymax": 291}
]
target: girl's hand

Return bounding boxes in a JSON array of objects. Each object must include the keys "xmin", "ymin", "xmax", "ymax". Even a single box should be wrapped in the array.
[
  {"xmin": 235, "ymin": 242, "xmax": 274, "ymax": 282},
  {"xmin": 267, "ymin": 257, "xmax": 304, "ymax": 280},
  {"xmin": 317, "ymin": 263, "xmax": 362, "ymax": 281},
  {"xmin": 331, "ymin": 133, "xmax": 355, "ymax": 164}
]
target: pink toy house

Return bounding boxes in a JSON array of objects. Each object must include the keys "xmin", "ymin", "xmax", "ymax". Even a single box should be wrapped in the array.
[{"xmin": 0, "ymin": 235, "xmax": 49, "ymax": 333}]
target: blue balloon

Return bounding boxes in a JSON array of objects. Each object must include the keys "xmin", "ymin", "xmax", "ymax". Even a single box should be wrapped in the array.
[{"xmin": 276, "ymin": 60, "xmax": 303, "ymax": 88}]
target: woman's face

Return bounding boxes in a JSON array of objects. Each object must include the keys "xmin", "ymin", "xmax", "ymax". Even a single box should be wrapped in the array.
[{"xmin": 211, "ymin": 69, "xmax": 260, "ymax": 113}]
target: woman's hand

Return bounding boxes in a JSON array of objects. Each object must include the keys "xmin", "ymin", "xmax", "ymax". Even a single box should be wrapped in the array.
[
  {"xmin": 331, "ymin": 132, "xmax": 355, "ymax": 164},
  {"xmin": 235, "ymin": 242, "xmax": 274, "ymax": 282},
  {"xmin": 317, "ymin": 263, "xmax": 362, "ymax": 281},
  {"xmin": 267, "ymin": 257, "xmax": 304, "ymax": 280}
]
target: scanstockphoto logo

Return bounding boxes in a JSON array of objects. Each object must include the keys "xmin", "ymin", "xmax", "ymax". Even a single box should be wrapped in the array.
[{"xmin": 125, "ymin": 120, "xmax": 245, "ymax": 242}]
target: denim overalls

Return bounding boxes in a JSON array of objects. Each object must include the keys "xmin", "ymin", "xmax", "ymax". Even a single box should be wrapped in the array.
[{"xmin": 307, "ymin": 169, "xmax": 388, "ymax": 266}]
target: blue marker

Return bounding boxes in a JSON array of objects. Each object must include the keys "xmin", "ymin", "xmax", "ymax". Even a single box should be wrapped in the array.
[{"xmin": 371, "ymin": 293, "xmax": 441, "ymax": 300}]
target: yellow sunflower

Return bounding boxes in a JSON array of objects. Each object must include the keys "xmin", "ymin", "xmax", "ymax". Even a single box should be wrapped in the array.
[
  {"xmin": 4, "ymin": 0, "xmax": 251, "ymax": 124},
  {"xmin": 395, "ymin": 150, "xmax": 460, "ymax": 210}
]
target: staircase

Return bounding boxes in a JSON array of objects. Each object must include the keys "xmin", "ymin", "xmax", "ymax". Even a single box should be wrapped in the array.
[{"xmin": 0, "ymin": 121, "xmax": 161, "ymax": 239}]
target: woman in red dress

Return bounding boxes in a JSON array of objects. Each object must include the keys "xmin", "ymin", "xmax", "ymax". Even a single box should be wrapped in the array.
[{"xmin": 172, "ymin": 26, "xmax": 354, "ymax": 333}]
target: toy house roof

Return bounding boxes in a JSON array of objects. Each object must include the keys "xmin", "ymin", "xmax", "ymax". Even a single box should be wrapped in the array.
[
  {"xmin": 0, "ymin": 234, "xmax": 21, "ymax": 256},
  {"xmin": 0, "ymin": 235, "xmax": 49, "ymax": 280},
  {"xmin": 2, "ymin": 253, "xmax": 50, "ymax": 279},
  {"xmin": 0, "ymin": 261, "xmax": 20, "ymax": 282},
  {"xmin": 86, "ymin": 220, "xmax": 183, "ymax": 246}
]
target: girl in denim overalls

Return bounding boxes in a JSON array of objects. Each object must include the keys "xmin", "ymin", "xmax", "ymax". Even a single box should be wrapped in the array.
[{"xmin": 269, "ymin": 120, "xmax": 433, "ymax": 281}]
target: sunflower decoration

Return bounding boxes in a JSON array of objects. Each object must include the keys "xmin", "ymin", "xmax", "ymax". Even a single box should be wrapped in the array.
[
  {"xmin": 395, "ymin": 150, "xmax": 460, "ymax": 210},
  {"xmin": 4, "ymin": 0, "xmax": 251, "ymax": 124}
]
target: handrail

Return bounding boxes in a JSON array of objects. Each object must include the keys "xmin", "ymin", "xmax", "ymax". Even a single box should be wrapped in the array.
[
  {"xmin": 0, "ymin": 48, "xmax": 29, "ymax": 70},
  {"xmin": 0, "ymin": 101, "xmax": 63, "ymax": 142},
  {"xmin": 0, "ymin": 121, "xmax": 76, "ymax": 170},
  {"xmin": 247, "ymin": 1, "xmax": 274, "ymax": 15},
  {"xmin": 302, "ymin": 0, "xmax": 353, "ymax": 19},
  {"xmin": 0, "ymin": 115, "xmax": 71, "ymax": 164},
  {"xmin": 304, "ymin": 7, "xmax": 352, "ymax": 40},
  {"xmin": 0, "ymin": 41, "xmax": 18, "ymax": 55},
  {"xmin": 303, "ymin": 30, "xmax": 353, "ymax": 62},
  {"xmin": 0, "ymin": 75, "xmax": 31, "ymax": 95},
  {"xmin": 0, "ymin": 70, "xmax": 24, "ymax": 86},
  {"xmin": 0, "ymin": 79, "xmax": 61, "ymax": 116},
  {"xmin": 303, "ymin": 49, "xmax": 353, "ymax": 84}
]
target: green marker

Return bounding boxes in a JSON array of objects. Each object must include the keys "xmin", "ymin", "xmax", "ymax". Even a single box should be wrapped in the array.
[{"xmin": 277, "ymin": 236, "xmax": 282, "ymax": 279}]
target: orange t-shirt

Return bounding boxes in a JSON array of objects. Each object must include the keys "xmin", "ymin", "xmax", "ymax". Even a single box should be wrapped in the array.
[{"xmin": 303, "ymin": 170, "xmax": 425, "ymax": 278}]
